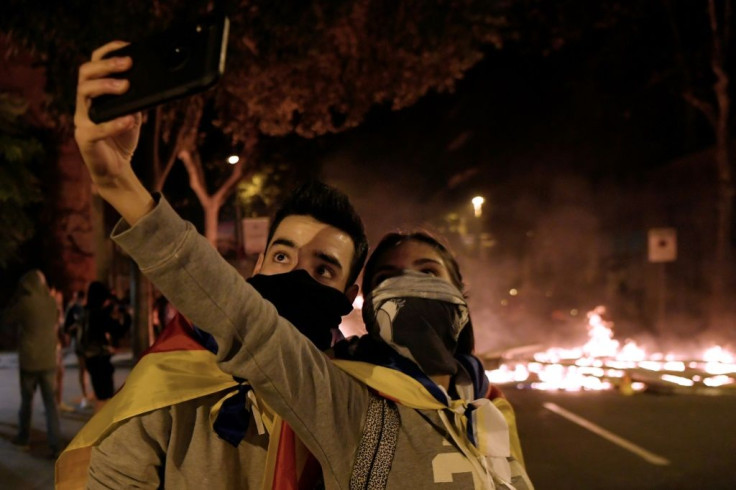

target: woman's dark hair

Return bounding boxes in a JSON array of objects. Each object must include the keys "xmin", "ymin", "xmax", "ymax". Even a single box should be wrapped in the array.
[
  {"xmin": 361, "ymin": 231, "xmax": 474, "ymax": 355},
  {"xmin": 267, "ymin": 181, "xmax": 368, "ymax": 287},
  {"xmin": 86, "ymin": 281, "xmax": 110, "ymax": 311},
  {"xmin": 361, "ymin": 231, "xmax": 464, "ymax": 295}
]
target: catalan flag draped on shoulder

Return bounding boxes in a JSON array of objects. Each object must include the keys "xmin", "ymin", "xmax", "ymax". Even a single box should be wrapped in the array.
[{"xmin": 54, "ymin": 313, "xmax": 321, "ymax": 490}]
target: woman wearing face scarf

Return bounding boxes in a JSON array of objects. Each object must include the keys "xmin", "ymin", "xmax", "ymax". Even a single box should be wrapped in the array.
[{"xmin": 332, "ymin": 232, "xmax": 534, "ymax": 490}]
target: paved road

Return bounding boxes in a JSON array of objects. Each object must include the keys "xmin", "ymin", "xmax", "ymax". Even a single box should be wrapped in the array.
[
  {"xmin": 505, "ymin": 388, "xmax": 736, "ymax": 489},
  {"xmin": 0, "ymin": 351, "xmax": 131, "ymax": 490}
]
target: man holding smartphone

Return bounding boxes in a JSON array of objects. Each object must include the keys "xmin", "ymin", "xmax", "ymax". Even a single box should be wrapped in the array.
[
  {"xmin": 71, "ymin": 39, "xmax": 531, "ymax": 490},
  {"xmin": 63, "ymin": 41, "xmax": 368, "ymax": 488}
]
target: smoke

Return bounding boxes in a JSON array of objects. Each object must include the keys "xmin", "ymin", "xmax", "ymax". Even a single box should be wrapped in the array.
[{"xmin": 322, "ymin": 142, "xmax": 736, "ymax": 360}]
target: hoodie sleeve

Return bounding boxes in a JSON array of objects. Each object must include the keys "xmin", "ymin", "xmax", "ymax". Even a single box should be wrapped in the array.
[{"xmin": 111, "ymin": 195, "xmax": 367, "ymax": 488}]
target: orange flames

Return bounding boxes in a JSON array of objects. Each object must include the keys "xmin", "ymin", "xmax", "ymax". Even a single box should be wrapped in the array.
[{"xmin": 485, "ymin": 306, "xmax": 736, "ymax": 394}]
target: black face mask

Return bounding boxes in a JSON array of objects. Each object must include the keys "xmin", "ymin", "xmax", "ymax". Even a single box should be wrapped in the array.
[{"xmin": 247, "ymin": 269, "xmax": 353, "ymax": 351}]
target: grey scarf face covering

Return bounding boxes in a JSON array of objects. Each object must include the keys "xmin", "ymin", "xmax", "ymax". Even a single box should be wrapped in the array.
[{"xmin": 362, "ymin": 270, "xmax": 469, "ymax": 376}]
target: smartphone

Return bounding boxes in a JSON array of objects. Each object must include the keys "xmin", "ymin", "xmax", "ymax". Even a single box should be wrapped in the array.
[{"xmin": 89, "ymin": 15, "xmax": 230, "ymax": 123}]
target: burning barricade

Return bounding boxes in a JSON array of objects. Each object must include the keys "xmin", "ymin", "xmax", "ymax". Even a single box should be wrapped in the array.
[{"xmin": 484, "ymin": 306, "xmax": 736, "ymax": 395}]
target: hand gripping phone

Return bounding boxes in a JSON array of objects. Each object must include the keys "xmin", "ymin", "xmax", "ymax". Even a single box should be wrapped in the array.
[{"xmin": 89, "ymin": 15, "xmax": 229, "ymax": 123}]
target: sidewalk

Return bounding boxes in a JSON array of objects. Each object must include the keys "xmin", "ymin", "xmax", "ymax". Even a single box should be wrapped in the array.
[{"xmin": 0, "ymin": 350, "xmax": 133, "ymax": 490}]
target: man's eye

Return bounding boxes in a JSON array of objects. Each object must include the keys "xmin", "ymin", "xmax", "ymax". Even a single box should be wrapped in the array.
[
  {"xmin": 316, "ymin": 265, "xmax": 334, "ymax": 279},
  {"xmin": 421, "ymin": 268, "xmax": 438, "ymax": 276},
  {"xmin": 273, "ymin": 252, "xmax": 289, "ymax": 263}
]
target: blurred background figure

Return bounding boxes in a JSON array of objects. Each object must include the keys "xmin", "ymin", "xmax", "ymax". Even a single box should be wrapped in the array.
[
  {"xmin": 51, "ymin": 287, "xmax": 74, "ymax": 412},
  {"xmin": 107, "ymin": 289, "xmax": 132, "ymax": 349},
  {"xmin": 63, "ymin": 289, "xmax": 92, "ymax": 409},
  {"xmin": 78, "ymin": 281, "xmax": 127, "ymax": 413},
  {"xmin": 153, "ymin": 292, "xmax": 176, "ymax": 340},
  {"xmin": 1, "ymin": 269, "xmax": 62, "ymax": 458}
]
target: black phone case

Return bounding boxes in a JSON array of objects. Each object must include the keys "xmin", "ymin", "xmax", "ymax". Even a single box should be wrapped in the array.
[{"xmin": 89, "ymin": 15, "xmax": 229, "ymax": 123}]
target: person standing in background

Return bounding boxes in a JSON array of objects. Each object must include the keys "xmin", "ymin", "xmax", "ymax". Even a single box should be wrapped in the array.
[
  {"xmin": 63, "ymin": 289, "xmax": 92, "ymax": 408},
  {"xmin": 52, "ymin": 287, "xmax": 75, "ymax": 412},
  {"xmin": 1, "ymin": 269, "xmax": 62, "ymax": 458},
  {"xmin": 79, "ymin": 281, "xmax": 124, "ymax": 413}
]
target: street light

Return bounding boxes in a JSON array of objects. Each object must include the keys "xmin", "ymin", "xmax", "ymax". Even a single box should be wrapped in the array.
[
  {"xmin": 227, "ymin": 155, "xmax": 242, "ymax": 256},
  {"xmin": 472, "ymin": 195, "xmax": 485, "ymax": 218}
]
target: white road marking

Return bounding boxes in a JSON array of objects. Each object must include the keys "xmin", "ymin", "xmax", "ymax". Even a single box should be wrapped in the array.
[{"xmin": 543, "ymin": 402, "xmax": 671, "ymax": 466}]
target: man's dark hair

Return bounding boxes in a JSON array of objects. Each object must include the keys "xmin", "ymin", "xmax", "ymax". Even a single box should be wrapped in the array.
[{"xmin": 267, "ymin": 181, "xmax": 368, "ymax": 286}]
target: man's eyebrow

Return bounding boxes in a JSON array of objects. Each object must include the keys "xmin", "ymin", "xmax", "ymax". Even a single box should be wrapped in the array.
[
  {"xmin": 315, "ymin": 251, "xmax": 344, "ymax": 270},
  {"xmin": 413, "ymin": 258, "xmax": 443, "ymax": 267},
  {"xmin": 269, "ymin": 238, "xmax": 297, "ymax": 249}
]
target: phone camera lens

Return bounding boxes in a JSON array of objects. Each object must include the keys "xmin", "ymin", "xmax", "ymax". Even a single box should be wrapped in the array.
[{"xmin": 165, "ymin": 45, "xmax": 190, "ymax": 70}]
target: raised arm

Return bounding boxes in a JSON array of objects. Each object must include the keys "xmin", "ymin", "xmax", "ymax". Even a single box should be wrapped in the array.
[{"xmin": 75, "ymin": 45, "xmax": 367, "ymax": 487}]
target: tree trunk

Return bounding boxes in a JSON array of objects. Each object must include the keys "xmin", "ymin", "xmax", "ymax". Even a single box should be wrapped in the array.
[
  {"xmin": 129, "ymin": 262, "xmax": 153, "ymax": 357},
  {"xmin": 91, "ymin": 192, "xmax": 112, "ymax": 283},
  {"xmin": 178, "ymin": 148, "xmax": 245, "ymax": 247},
  {"xmin": 708, "ymin": 0, "xmax": 733, "ymax": 327},
  {"xmin": 52, "ymin": 138, "xmax": 96, "ymax": 296},
  {"xmin": 682, "ymin": 0, "xmax": 733, "ymax": 327},
  {"xmin": 711, "ymin": 112, "xmax": 732, "ymax": 327}
]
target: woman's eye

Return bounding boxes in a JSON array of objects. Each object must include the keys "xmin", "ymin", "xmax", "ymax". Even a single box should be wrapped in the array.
[
  {"xmin": 372, "ymin": 273, "xmax": 389, "ymax": 288},
  {"xmin": 421, "ymin": 268, "xmax": 438, "ymax": 276}
]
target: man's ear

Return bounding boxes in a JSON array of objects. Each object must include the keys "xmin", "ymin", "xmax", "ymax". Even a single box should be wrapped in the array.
[
  {"xmin": 345, "ymin": 284, "xmax": 359, "ymax": 304},
  {"xmin": 252, "ymin": 253, "xmax": 264, "ymax": 277}
]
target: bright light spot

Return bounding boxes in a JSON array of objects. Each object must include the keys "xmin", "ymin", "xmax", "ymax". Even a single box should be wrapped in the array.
[
  {"xmin": 486, "ymin": 365, "xmax": 530, "ymax": 384},
  {"xmin": 570, "ymin": 309, "xmax": 579, "ymax": 316},
  {"xmin": 639, "ymin": 361, "xmax": 666, "ymax": 371},
  {"xmin": 704, "ymin": 375, "xmax": 734, "ymax": 387},
  {"xmin": 509, "ymin": 288, "xmax": 518, "ymax": 296},
  {"xmin": 631, "ymin": 382, "xmax": 647, "ymax": 391},
  {"xmin": 582, "ymin": 306, "xmax": 619, "ymax": 358},
  {"xmin": 352, "ymin": 294, "xmax": 364, "ymax": 310},
  {"xmin": 618, "ymin": 340, "xmax": 646, "ymax": 361},
  {"xmin": 663, "ymin": 361, "xmax": 686, "ymax": 372},
  {"xmin": 661, "ymin": 374, "xmax": 694, "ymax": 387},
  {"xmin": 704, "ymin": 346, "xmax": 734, "ymax": 364},
  {"xmin": 227, "ymin": 155, "xmax": 240, "ymax": 164},
  {"xmin": 471, "ymin": 196, "xmax": 485, "ymax": 217}
]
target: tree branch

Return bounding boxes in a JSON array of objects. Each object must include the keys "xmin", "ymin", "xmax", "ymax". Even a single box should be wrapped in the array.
[
  {"xmin": 682, "ymin": 90, "xmax": 717, "ymax": 129},
  {"xmin": 178, "ymin": 149, "xmax": 211, "ymax": 207},
  {"xmin": 213, "ymin": 158, "xmax": 245, "ymax": 207}
]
